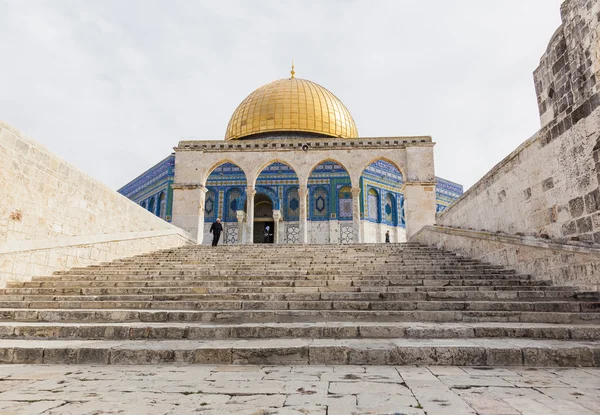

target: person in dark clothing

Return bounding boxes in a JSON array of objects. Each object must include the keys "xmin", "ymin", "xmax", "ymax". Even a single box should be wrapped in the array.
[
  {"xmin": 209, "ymin": 218, "xmax": 223, "ymax": 246},
  {"xmin": 385, "ymin": 230, "xmax": 391, "ymax": 243},
  {"xmin": 263, "ymin": 225, "xmax": 272, "ymax": 243}
]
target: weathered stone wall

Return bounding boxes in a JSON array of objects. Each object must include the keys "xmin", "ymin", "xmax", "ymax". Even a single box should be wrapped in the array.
[
  {"xmin": 436, "ymin": 0, "xmax": 600, "ymax": 243},
  {"xmin": 535, "ymin": 0, "xmax": 599, "ymax": 129},
  {"xmin": 0, "ymin": 229, "xmax": 194, "ymax": 286},
  {"xmin": 437, "ymin": 106, "xmax": 600, "ymax": 242},
  {"xmin": 412, "ymin": 226, "xmax": 600, "ymax": 290},
  {"xmin": 0, "ymin": 122, "xmax": 178, "ymax": 243},
  {"xmin": 0, "ymin": 121, "xmax": 195, "ymax": 285}
]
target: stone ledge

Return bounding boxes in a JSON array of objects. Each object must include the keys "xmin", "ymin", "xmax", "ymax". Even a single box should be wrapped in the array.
[
  {"xmin": 175, "ymin": 135, "xmax": 434, "ymax": 152},
  {"xmin": 0, "ymin": 229, "xmax": 195, "ymax": 255},
  {"xmin": 411, "ymin": 225, "xmax": 600, "ymax": 290},
  {"xmin": 413, "ymin": 226, "xmax": 600, "ymax": 255}
]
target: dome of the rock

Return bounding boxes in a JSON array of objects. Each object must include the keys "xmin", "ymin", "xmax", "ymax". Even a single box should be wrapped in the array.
[{"xmin": 225, "ymin": 73, "xmax": 358, "ymax": 140}]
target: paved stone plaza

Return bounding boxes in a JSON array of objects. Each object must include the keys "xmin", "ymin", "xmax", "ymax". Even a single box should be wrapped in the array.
[{"xmin": 0, "ymin": 364, "xmax": 599, "ymax": 414}]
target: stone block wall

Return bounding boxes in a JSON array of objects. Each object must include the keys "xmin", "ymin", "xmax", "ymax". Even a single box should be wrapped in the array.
[
  {"xmin": 436, "ymin": 0, "xmax": 600, "ymax": 244},
  {"xmin": 0, "ymin": 122, "xmax": 195, "ymax": 285},
  {"xmin": 0, "ymin": 122, "xmax": 178, "ymax": 245},
  {"xmin": 437, "ymin": 106, "xmax": 600, "ymax": 242},
  {"xmin": 535, "ymin": 0, "xmax": 599, "ymax": 129}
]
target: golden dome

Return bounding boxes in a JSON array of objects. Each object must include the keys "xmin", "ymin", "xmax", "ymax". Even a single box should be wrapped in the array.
[{"xmin": 225, "ymin": 75, "xmax": 358, "ymax": 140}]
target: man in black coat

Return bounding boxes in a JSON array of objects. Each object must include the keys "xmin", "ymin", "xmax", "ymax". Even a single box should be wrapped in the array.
[{"xmin": 209, "ymin": 218, "xmax": 223, "ymax": 246}]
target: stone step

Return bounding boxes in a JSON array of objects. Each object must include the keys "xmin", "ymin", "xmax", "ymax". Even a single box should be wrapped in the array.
[
  {"xmin": 0, "ymin": 285, "xmax": 571, "ymax": 297},
  {"xmin": 1, "ymin": 299, "xmax": 597, "ymax": 312},
  {"xmin": 0, "ymin": 338, "xmax": 598, "ymax": 366},
  {"xmin": 1, "ymin": 321, "xmax": 599, "ymax": 341},
  {"xmin": 0, "ymin": 290, "xmax": 591, "ymax": 302},
  {"xmin": 2, "ymin": 308, "xmax": 599, "ymax": 324},
  {"xmin": 0, "ymin": 283, "xmax": 560, "ymax": 297}
]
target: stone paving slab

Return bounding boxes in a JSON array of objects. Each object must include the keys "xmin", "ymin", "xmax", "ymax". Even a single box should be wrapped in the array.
[{"xmin": 0, "ymin": 364, "xmax": 599, "ymax": 414}]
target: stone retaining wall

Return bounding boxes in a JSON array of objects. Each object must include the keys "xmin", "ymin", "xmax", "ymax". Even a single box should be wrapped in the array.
[
  {"xmin": 0, "ymin": 121, "xmax": 196, "ymax": 285},
  {"xmin": 412, "ymin": 225, "xmax": 600, "ymax": 290},
  {"xmin": 0, "ymin": 229, "xmax": 194, "ymax": 286},
  {"xmin": 437, "ymin": 0, "xmax": 600, "ymax": 244},
  {"xmin": 437, "ymin": 106, "xmax": 600, "ymax": 242},
  {"xmin": 0, "ymin": 122, "xmax": 178, "ymax": 244}
]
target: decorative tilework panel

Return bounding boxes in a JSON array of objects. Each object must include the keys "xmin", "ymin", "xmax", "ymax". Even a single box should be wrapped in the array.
[
  {"xmin": 340, "ymin": 224, "xmax": 354, "ymax": 243},
  {"xmin": 338, "ymin": 186, "xmax": 352, "ymax": 219},
  {"xmin": 286, "ymin": 187, "xmax": 299, "ymax": 220},
  {"xmin": 313, "ymin": 187, "xmax": 328, "ymax": 218},
  {"xmin": 205, "ymin": 190, "xmax": 216, "ymax": 220},
  {"xmin": 286, "ymin": 224, "xmax": 300, "ymax": 244},
  {"xmin": 225, "ymin": 226, "xmax": 238, "ymax": 245},
  {"xmin": 226, "ymin": 188, "xmax": 242, "ymax": 221}
]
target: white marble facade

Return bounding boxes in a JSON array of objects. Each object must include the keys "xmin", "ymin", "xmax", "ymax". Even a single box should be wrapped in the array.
[{"xmin": 174, "ymin": 136, "xmax": 435, "ymax": 244}]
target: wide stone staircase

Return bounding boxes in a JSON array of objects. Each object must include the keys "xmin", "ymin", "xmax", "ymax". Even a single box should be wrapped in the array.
[{"xmin": 1, "ymin": 243, "xmax": 599, "ymax": 366}]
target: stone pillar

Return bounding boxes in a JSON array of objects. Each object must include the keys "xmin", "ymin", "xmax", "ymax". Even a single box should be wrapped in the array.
[
  {"xmin": 245, "ymin": 187, "xmax": 256, "ymax": 244},
  {"xmin": 351, "ymin": 187, "xmax": 362, "ymax": 243},
  {"xmin": 298, "ymin": 186, "xmax": 308, "ymax": 244},
  {"xmin": 272, "ymin": 210, "xmax": 282, "ymax": 244},
  {"xmin": 236, "ymin": 210, "xmax": 246, "ymax": 244},
  {"xmin": 171, "ymin": 184, "xmax": 207, "ymax": 242},
  {"xmin": 404, "ymin": 183, "xmax": 436, "ymax": 239},
  {"xmin": 196, "ymin": 186, "xmax": 208, "ymax": 244}
]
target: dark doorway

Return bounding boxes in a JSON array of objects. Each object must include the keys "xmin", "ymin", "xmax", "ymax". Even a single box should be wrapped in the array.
[{"xmin": 254, "ymin": 221, "xmax": 274, "ymax": 243}]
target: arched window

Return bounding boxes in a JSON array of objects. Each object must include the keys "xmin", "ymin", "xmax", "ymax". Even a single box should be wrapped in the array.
[
  {"xmin": 338, "ymin": 186, "xmax": 352, "ymax": 219},
  {"xmin": 148, "ymin": 197, "xmax": 155, "ymax": 214},
  {"xmin": 140, "ymin": 201, "xmax": 147, "ymax": 209},
  {"xmin": 226, "ymin": 188, "xmax": 242, "ymax": 221},
  {"xmin": 157, "ymin": 192, "xmax": 166, "ymax": 219},
  {"xmin": 312, "ymin": 187, "xmax": 328, "ymax": 219},
  {"xmin": 367, "ymin": 188, "xmax": 380, "ymax": 222},
  {"xmin": 205, "ymin": 189, "xmax": 217, "ymax": 220},
  {"xmin": 384, "ymin": 193, "xmax": 396, "ymax": 225},
  {"xmin": 286, "ymin": 187, "xmax": 300, "ymax": 221}
]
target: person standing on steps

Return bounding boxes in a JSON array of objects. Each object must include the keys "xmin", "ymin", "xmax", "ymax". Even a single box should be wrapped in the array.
[
  {"xmin": 385, "ymin": 230, "xmax": 391, "ymax": 243},
  {"xmin": 263, "ymin": 225, "xmax": 272, "ymax": 243},
  {"xmin": 210, "ymin": 218, "xmax": 223, "ymax": 246}
]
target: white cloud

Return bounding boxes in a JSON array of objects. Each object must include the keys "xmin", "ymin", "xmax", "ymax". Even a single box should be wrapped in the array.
[{"xmin": 0, "ymin": 0, "xmax": 564, "ymax": 190}]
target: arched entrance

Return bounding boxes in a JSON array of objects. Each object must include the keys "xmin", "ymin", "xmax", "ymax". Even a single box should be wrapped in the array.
[{"xmin": 253, "ymin": 193, "xmax": 274, "ymax": 243}]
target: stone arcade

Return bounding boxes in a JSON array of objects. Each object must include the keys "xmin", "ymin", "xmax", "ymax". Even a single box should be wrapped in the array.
[{"xmin": 119, "ymin": 70, "xmax": 463, "ymax": 245}]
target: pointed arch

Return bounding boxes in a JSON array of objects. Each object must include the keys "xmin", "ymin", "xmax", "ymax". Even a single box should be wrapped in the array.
[
  {"xmin": 359, "ymin": 157, "xmax": 404, "ymax": 182},
  {"xmin": 203, "ymin": 160, "xmax": 248, "ymax": 187}
]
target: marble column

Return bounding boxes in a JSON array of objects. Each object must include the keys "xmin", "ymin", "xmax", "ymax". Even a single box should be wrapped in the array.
[
  {"xmin": 245, "ymin": 187, "xmax": 256, "ymax": 244},
  {"xmin": 236, "ymin": 210, "xmax": 246, "ymax": 244},
  {"xmin": 272, "ymin": 210, "xmax": 282, "ymax": 244},
  {"xmin": 298, "ymin": 186, "xmax": 308, "ymax": 244},
  {"xmin": 196, "ymin": 186, "xmax": 208, "ymax": 244},
  {"xmin": 351, "ymin": 187, "xmax": 362, "ymax": 243}
]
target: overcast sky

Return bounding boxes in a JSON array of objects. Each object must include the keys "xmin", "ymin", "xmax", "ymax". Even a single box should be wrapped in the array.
[{"xmin": 0, "ymin": 0, "xmax": 564, "ymax": 191}]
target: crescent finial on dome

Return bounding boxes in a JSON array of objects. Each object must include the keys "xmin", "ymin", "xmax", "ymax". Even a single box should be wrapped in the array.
[{"xmin": 290, "ymin": 61, "xmax": 295, "ymax": 79}]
